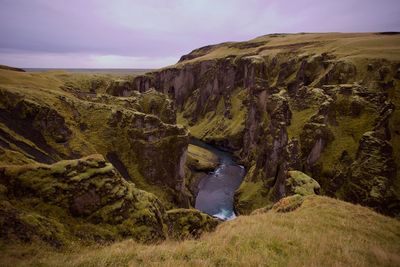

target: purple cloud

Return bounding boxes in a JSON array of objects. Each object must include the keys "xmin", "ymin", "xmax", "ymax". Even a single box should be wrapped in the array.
[{"xmin": 0, "ymin": 0, "xmax": 399, "ymax": 68}]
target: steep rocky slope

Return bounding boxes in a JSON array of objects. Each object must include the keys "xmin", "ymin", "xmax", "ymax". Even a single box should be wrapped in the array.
[
  {"xmin": 0, "ymin": 68, "xmax": 221, "ymax": 246},
  {"xmin": 129, "ymin": 33, "xmax": 400, "ymax": 216},
  {"xmin": 0, "ymin": 69, "xmax": 191, "ymax": 206},
  {"xmin": 0, "ymin": 154, "xmax": 219, "ymax": 246}
]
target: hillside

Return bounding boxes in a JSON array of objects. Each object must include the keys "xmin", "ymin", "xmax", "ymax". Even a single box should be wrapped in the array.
[{"xmin": 1, "ymin": 196, "xmax": 399, "ymax": 266}]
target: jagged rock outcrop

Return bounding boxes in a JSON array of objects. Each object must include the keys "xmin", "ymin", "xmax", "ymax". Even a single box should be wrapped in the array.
[
  {"xmin": 0, "ymin": 155, "xmax": 166, "ymax": 244},
  {"xmin": 0, "ymin": 155, "xmax": 218, "ymax": 246},
  {"xmin": 343, "ymin": 131, "xmax": 396, "ymax": 211},
  {"xmin": 126, "ymin": 33, "xmax": 400, "ymax": 216},
  {"xmin": 0, "ymin": 71, "xmax": 190, "ymax": 208}
]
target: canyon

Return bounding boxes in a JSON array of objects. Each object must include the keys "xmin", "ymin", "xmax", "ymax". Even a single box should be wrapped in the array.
[
  {"xmin": 0, "ymin": 32, "xmax": 400, "ymax": 266},
  {"xmin": 128, "ymin": 32, "xmax": 400, "ymax": 217}
]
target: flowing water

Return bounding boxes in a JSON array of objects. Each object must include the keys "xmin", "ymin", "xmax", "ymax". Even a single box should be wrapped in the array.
[{"xmin": 193, "ymin": 139, "xmax": 246, "ymax": 220}]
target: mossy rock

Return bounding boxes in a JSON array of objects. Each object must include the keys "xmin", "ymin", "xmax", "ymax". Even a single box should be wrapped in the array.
[
  {"xmin": 106, "ymin": 79, "xmax": 134, "ymax": 96},
  {"xmin": 0, "ymin": 73, "xmax": 190, "ymax": 208},
  {"xmin": 0, "ymin": 155, "xmax": 169, "ymax": 243},
  {"xmin": 0, "ymin": 201, "xmax": 67, "ymax": 247},
  {"xmin": 341, "ymin": 131, "xmax": 398, "ymax": 215},
  {"xmin": 165, "ymin": 208, "xmax": 220, "ymax": 240},
  {"xmin": 186, "ymin": 144, "xmax": 219, "ymax": 171},
  {"xmin": 286, "ymin": 170, "xmax": 321, "ymax": 196}
]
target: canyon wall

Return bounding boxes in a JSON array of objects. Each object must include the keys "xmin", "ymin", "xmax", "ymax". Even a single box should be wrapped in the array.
[{"xmin": 128, "ymin": 33, "xmax": 400, "ymax": 216}]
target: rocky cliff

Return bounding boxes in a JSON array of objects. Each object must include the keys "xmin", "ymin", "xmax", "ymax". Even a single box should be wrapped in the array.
[
  {"xmin": 0, "ymin": 70, "xmax": 192, "ymax": 207},
  {"xmin": 0, "ymin": 68, "xmax": 221, "ymax": 245},
  {"xmin": 0, "ymin": 154, "xmax": 219, "ymax": 246},
  {"xmin": 129, "ymin": 33, "xmax": 400, "ymax": 216}
]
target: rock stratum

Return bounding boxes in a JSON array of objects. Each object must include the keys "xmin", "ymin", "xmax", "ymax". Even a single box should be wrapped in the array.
[{"xmin": 129, "ymin": 32, "xmax": 400, "ymax": 217}]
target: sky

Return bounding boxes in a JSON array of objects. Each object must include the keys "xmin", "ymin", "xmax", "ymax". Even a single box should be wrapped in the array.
[{"xmin": 0, "ymin": 0, "xmax": 399, "ymax": 68}]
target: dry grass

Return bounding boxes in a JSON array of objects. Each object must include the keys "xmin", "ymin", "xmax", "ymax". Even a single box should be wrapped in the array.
[
  {"xmin": 177, "ymin": 33, "xmax": 400, "ymax": 65},
  {"xmin": 1, "ymin": 196, "xmax": 399, "ymax": 267}
]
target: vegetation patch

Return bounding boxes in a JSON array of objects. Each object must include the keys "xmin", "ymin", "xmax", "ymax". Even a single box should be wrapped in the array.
[{"xmin": 186, "ymin": 144, "xmax": 219, "ymax": 171}]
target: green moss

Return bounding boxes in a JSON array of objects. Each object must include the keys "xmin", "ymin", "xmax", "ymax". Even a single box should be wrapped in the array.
[
  {"xmin": 70, "ymin": 163, "xmax": 114, "ymax": 182},
  {"xmin": 20, "ymin": 212, "xmax": 67, "ymax": 244},
  {"xmin": 319, "ymin": 111, "xmax": 376, "ymax": 172},
  {"xmin": 0, "ymin": 122, "xmax": 49, "ymax": 162},
  {"xmin": 0, "ymin": 154, "xmax": 172, "ymax": 244},
  {"xmin": 138, "ymin": 89, "xmax": 175, "ymax": 124},
  {"xmin": 287, "ymin": 108, "xmax": 317, "ymax": 139},
  {"xmin": 71, "ymin": 223, "xmax": 118, "ymax": 243},
  {"xmin": 187, "ymin": 144, "xmax": 219, "ymax": 171},
  {"xmin": 0, "ymin": 147, "xmax": 36, "ymax": 165},
  {"xmin": 0, "ymin": 200, "xmax": 69, "ymax": 247},
  {"xmin": 235, "ymin": 166, "xmax": 271, "ymax": 215},
  {"xmin": 181, "ymin": 88, "xmax": 247, "ymax": 144},
  {"xmin": 286, "ymin": 170, "xmax": 320, "ymax": 196}
]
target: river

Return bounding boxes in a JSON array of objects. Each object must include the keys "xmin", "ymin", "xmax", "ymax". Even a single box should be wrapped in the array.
[{"xmin": 192, "ymin": 139, "xmax": 246, "ymax": 220}]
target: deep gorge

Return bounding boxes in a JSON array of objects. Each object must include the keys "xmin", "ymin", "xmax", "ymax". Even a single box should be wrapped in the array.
[
  {"xmin": 0, "ymin": 33, "xmax": 400, "ymax": 265},
  {"xmin": 192, "ymin": 139, "xmax": 245, "ymax": 220},
  {"xmin": 123, "ymin": 33, "xmax": 400, "ymax": 217}
]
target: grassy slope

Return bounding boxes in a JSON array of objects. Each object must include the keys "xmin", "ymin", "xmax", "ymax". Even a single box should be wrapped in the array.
[
  {"xmin": 1, "ymin": 196, "xmax": 399, "ymax": 267},
  {"xmin": 176, "ymin": 33, "xmax": 400, "ymax": 65}
]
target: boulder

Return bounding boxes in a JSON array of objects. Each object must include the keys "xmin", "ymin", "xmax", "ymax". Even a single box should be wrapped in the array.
[{"xmin": 285, "ymin": 170, "xmax": 320, "ymax": 196}]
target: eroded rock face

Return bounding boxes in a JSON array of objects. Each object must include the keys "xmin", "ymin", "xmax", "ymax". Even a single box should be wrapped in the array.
[
  {"xmin": 0, "ymin": 155, "xmax": 167, "ymax": 244},
  {"xmin": 0, "ymin": 155, "xmax": 219, "ymax": 245},
  {"xmin": 128, "ymin": 34, "xmax": 400, "ymax": 216},
  {"xmin": 0, "ymin": 90, "xmax": 72, "ymax": 162},
  {"xmin": 343, "ymin": 131, "xmax": 397, "ymax": 214},
  {"xmin": 0, "ymin": 85, "xmax": 190, "ymax": 207}
]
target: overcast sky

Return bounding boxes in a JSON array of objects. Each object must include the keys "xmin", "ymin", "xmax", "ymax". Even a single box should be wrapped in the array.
[{"xmin": 0, "ymin": 0, "xmax": 399, "ymax": 68}]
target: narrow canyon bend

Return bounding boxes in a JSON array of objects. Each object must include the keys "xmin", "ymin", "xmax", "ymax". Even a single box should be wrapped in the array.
[{"xmin": 192, "ymin": 139, "xmax": 245, "ymax": 220}]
